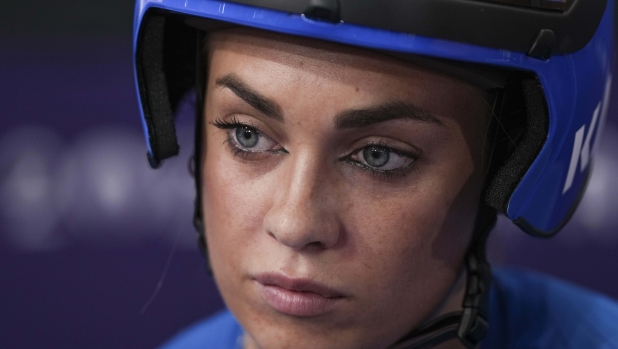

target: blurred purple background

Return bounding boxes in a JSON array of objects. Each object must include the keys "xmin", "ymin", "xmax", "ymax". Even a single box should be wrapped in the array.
[{"xmin": 1, "ymin": 2, "xmax": 617, "ymax": 348}]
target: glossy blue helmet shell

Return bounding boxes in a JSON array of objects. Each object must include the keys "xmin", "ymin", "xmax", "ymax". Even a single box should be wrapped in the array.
[{"xmin": 133, "ymin": 0, "xmax": 615, "ymax": 236}]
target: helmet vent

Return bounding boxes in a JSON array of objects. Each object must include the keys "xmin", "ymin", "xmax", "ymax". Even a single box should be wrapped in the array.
[
  {"xmin": 303, "ymin": 0, "xmax": 341, "ymax": 23},
  {"xmin": 528, "ymin": 29, "xmax": 556, "ymax": 60}
]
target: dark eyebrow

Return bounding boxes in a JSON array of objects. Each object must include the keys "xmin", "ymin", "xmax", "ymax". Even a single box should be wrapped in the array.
[
  {"xmin": 215, "ymin": 74, "xmax": 284, "ymax": 122},
  {"xmin": 334, "ymin": 101, "xmax": 443, "ymax": 129}
]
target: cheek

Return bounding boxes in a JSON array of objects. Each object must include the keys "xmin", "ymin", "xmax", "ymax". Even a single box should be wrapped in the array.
[
  {"xmin": 201, "ymin": 141, "xmax": 274, "ymax": 285},
  {"xmin": 345, "ymin": 150, "xmax": 478, "ymax": 287},
  {"xmin": 345, "ymin": 153, "xmax": 473, "ymax": 256},
  {"xmin": 326, "ymin": 183, "xmax": 467, "ymax": 335},
  {"xmin": 349, "ymin": 176, "xmax": 444, "ymax": 250}
]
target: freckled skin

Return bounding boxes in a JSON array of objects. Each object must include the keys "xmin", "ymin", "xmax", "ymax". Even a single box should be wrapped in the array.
[{"xmin": 202, "ymin": 28, "xmax": 490, "ymax": 349}]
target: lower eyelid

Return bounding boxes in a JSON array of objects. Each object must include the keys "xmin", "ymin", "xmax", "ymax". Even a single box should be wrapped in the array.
[{"xmin": 345, "ymin": 159, "xmax": 415, "ymax": 181}]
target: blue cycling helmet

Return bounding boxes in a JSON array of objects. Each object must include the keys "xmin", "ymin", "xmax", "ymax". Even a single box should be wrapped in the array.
[{"xmin": 132, "ymin": 1, "xmax": 615, "ymax": 348}]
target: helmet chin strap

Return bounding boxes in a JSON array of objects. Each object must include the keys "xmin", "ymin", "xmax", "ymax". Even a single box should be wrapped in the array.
[{"xmin": 388, "ymin": 205, "xmax": 496, "ymax": 349}]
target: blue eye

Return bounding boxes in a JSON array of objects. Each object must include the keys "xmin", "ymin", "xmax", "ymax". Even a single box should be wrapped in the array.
[
  {"xmin": 236, "ymin": 127, "xmax": 259, "ymax": 148},
  {"xmin": 363, "ymin": 147, "xmax": 389, "ymax": 167},
  {"xmin": 349, "ymin": 143, "xmax": 418, "ymax": 173},
  {"xmin": 227, "ymin": 125, "xmax": 280, "ymax": 153}
]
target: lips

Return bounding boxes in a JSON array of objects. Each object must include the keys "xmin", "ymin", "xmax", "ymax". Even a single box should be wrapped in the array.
[{"xmin": 253, "ymin": 273, "xmax": 346, "ymax": 317}]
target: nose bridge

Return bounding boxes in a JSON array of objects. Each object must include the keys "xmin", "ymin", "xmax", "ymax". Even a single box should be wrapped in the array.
[
  {"xmin": 264, "ymin": 149, "xmax": 339, "ymax": 250},
  {"xmin": 287, "ymin": 151, "xmax": 322, "ymax": 206}
]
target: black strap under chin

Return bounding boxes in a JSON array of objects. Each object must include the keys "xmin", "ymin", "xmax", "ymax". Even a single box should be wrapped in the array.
[{"xmin": 388, "ymin": 208, "xmax": 495, "ymax": 349}]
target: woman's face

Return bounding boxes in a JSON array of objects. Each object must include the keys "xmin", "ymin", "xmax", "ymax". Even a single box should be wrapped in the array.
[{"xmin": 202, "ymin": 28, "xmax": 490, "ymax": 349}]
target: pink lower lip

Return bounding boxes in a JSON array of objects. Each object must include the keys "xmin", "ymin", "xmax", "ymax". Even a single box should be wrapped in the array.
[{"xmin": 258, "ymin": 283, "xmax": 343, "ymax": 317}]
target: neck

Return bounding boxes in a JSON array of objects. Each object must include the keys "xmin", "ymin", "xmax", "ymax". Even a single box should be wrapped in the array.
[
  {"xmin": 423, "ymin": 266, "xmax": 467, "ymax": 327},
  {"xmin": 418, "ymin": 267, "xmax": 473, "ymax": 349}
]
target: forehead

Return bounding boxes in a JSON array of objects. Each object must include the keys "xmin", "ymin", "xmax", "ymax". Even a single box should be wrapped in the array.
[
  {"xmin": 206, "ymin": 28, "xmax": 486, "ymax": 118},
  {"xmin": 207, "ymin": 28, "xmax": 460, "ymax": 86}
]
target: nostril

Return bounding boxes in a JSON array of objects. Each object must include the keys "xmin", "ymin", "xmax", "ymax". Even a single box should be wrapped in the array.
[
  {"xmin": 266, "ymin": 227, "xmax": 328, "ymax": 251},
  {"xmin": 306, "ymin": 241, "xmax": 325, "ymax": 250}
]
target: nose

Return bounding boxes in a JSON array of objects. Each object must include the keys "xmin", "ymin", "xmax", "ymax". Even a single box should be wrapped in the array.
[{"xmin": 263, "ymin": 152, "xmax": 341, "ymax": 251}]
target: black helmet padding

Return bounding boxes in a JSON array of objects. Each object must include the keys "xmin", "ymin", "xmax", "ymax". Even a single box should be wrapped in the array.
[
  {"xmin": 485, "ymin": 75, "xmax": 549, "ymax": 221},
  {"xmin": 136, "ymin": 10, "xmax": 199, "ymax": 166}
]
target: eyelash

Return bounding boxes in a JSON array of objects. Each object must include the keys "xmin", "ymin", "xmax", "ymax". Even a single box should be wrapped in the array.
[
  {"xmin": 211, "ymin": 116, "xmax": 249, "ymax": 133},
  {"xmin": 210, "ymin": 118, "xmax": 421, "ymax": 180}
]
